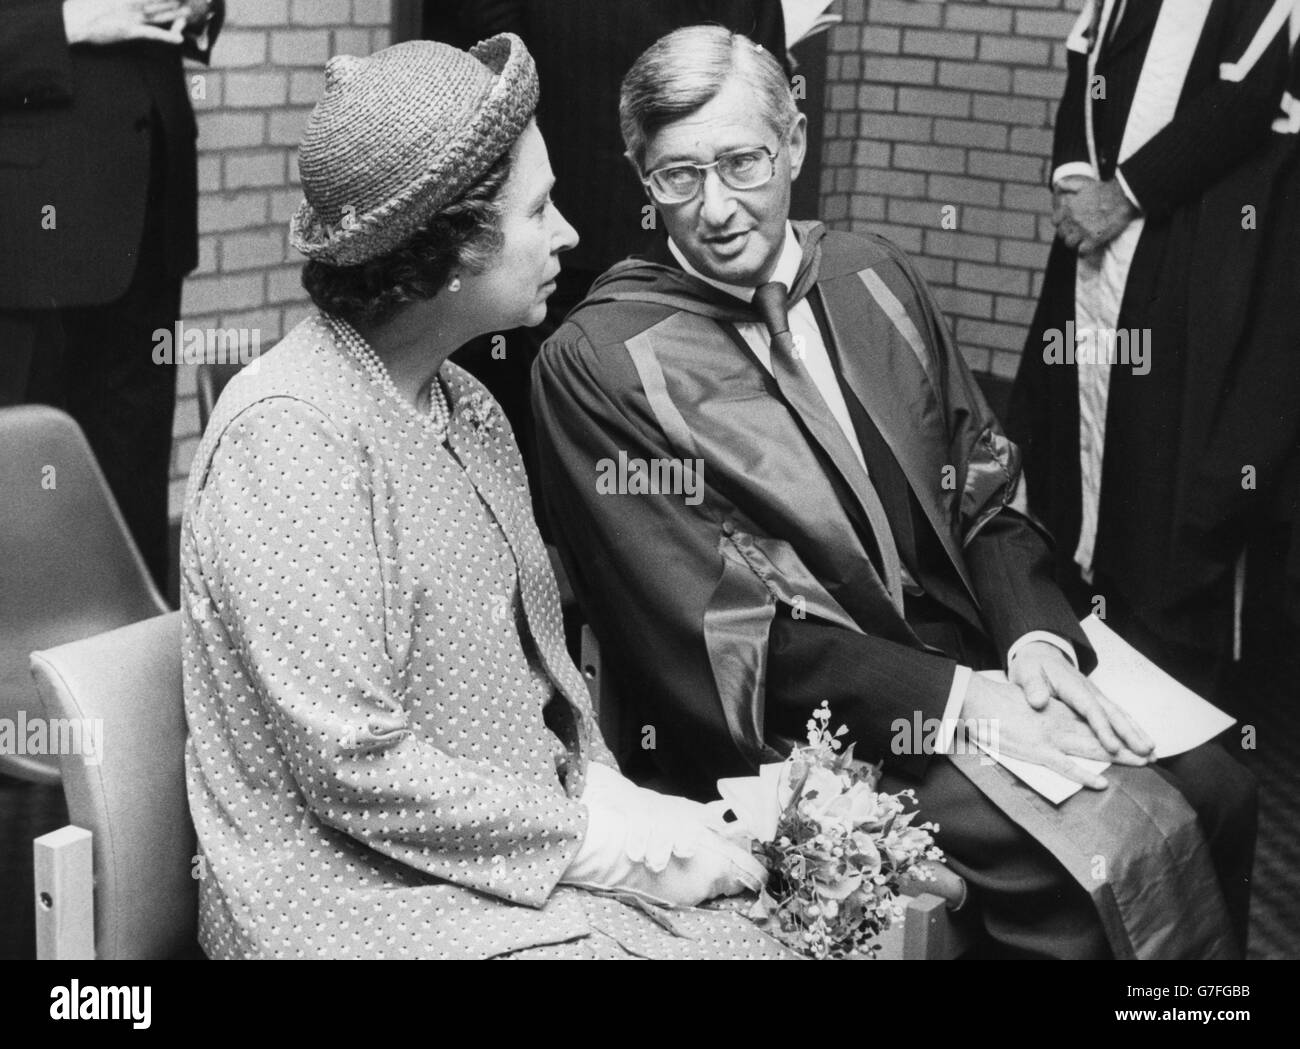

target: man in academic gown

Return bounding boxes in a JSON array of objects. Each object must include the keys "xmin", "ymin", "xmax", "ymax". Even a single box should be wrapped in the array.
[
  {"xmin": 1007, "ymin": 0, "xmax": 1295, "ymax": 696},
  {"xmin": 533, "ymin": 25, "xmax": 1256, "ymax": 959}
]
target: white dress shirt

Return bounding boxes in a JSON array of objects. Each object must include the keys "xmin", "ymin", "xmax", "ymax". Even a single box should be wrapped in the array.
[{"xmin": 668, "ymin": 226, "xmax": 1077, "ymax": 750}]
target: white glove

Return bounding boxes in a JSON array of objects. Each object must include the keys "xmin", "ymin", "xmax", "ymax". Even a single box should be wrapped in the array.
[
  {"xmin": 583, "ymin": 761, "xmax": 750, "ymax": 862},
  {"xmin": 562, "ymin": 762, "xmax": 766, "ymax": 908}
]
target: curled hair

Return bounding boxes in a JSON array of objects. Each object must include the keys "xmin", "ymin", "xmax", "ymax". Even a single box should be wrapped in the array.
[
  {"xmin": 619, "ymin": 25, "xmax": 798, "ymax": 171},
  {"xmin": 302, "ymin": 149, "xmax": 514, "ymax": 326}
]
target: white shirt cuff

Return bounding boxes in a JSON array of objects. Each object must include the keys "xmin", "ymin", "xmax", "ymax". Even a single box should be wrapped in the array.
[
  {"xmin": 1051, "ymin": 161, "xmax": 1099, "ymax": 189},
  {"xmin": 1007, "ymin": 631, "xmax": 1079, "ymax": 670},
  {"xmin": 935, "ymin": 665, "xmax": 972, "ymax": 754},
  {"xmin": 1114, "ymin": 168, "xmax": 1142, "ymax": 210}
]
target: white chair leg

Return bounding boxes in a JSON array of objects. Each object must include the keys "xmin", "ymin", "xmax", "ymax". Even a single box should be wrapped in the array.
[{"xmin": 34, "ymin": 825, "xmax": 95, "ymax": 960}]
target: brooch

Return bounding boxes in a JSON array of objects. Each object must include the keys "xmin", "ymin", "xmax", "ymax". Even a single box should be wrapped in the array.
[{"xmin": 463, "ymin": 391, "xmax": 501, "ymax": 436}]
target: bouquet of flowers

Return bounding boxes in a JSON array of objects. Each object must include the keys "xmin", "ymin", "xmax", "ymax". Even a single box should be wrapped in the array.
[{"xmin": 718, "ymin": 703, "xmax": 949, "ymax": 959}]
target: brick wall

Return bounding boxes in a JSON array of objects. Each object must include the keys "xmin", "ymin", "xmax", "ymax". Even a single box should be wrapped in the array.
[
  {"xmin": 819, "ymin": 0, "xmax": 1082, "ymax": 380},
  {"xmin": 168, "ymin": 0, "xmax": 395, "ymax": 517}
]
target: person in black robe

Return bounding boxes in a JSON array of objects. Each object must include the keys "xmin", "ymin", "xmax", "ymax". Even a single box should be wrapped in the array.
[{"xmin": 1007, "ymin": 0, "xmax": 1294, "ymax": 699}]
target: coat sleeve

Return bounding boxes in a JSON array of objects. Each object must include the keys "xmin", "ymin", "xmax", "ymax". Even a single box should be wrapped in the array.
[
  {"xmin": 1051, "ymin": 0, "xmax": 1099, "ymax": 181},
  {"xmin": 191, "ymin": 399, "xmax": 587, "ymax": 908},
  {"xmin": 1118, "ymin": 0, "xmax": 1292, "ymax": 220},
  {"xmin": 891, "ymin": 242, "xmax": 1096, "ymax": 671},
  {"xmin": 0, "ymin": 2, "xmax": 74, "ymax": 109},
  {"xmin": 533, "ymin": 322, "xmax": 959, "ymax": 792}
]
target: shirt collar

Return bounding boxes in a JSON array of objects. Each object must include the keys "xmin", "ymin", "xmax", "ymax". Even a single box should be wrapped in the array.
[{"xmin": 667, "ymin": 222, "xmax": 801, "ymax": 304}]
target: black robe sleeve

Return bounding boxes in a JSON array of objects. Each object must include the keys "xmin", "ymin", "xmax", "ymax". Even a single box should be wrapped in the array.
[
  {"xmin": 964, "ymin": 508, "xmax": 1095, "ymax": 670},
  {"xmin": 891, "ymin": 239, "xmax": 1097, "ymax": 672},
  {"xmin": 1052, "ymin": 33, "xmax": 1094, "ymax": 178},
  {"xmin": 1119, "ymin": 0, "xmax": 1291, "ymax": 220}
]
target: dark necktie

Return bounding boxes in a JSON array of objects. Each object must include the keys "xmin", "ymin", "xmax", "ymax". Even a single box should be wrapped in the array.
[{"xmin": 753, "ymin": 281, "xmax": 904, "ymax": 613}]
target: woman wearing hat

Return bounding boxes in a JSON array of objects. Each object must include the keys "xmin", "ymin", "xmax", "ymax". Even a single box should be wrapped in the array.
[{"xmin": 180, "ymin": 35, "xmax": 784, "ymax": 959}]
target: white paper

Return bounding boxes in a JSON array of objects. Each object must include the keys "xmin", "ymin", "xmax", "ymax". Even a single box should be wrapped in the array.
[
  {"xmin": 781, "ymin": 0, "xmax": 843, "ymax": 49},
  {"xmin": 971, "ymin": 615, "xmax": 1236, "ymax": 803},
  {"xmin": 1080, "ymin": 613, "xmax": 1236, "ymax": 757},
  {"xmin": 971, "ymin": 738, "xmax": 1109, "ymax": 805},
  {"xmin": 717, "ymin": 762, "xmax": 788, "ymax": 842}
]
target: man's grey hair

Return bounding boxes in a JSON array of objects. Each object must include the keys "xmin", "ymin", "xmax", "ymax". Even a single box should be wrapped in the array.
[{"xmin": 619, "ymin": 25, "xmax": 799, "ymax": 171}]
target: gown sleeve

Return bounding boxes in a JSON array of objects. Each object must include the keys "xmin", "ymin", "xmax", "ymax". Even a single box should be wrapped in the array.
[{"xmin": 1118, "ymin": 0, "xmax": 1291, "ymax": 219}]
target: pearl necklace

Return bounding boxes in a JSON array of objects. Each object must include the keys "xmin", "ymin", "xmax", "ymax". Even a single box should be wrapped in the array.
[{"xmin": 328, "ymin": 315, "xmax": 450, "ymax": 441}]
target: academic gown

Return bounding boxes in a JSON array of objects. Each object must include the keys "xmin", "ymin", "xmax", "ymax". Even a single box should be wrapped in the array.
[
  {"xmin": 534, "ymin": 222, "xmax": 1253, "ymax": 958},
  {"xmin": 1008, "ymin": 0, "xmax": 1294, "ymax": 656},
  {"xmin": 1171, "ymin": 29, "xmax": 1300, "ymax": 627}
]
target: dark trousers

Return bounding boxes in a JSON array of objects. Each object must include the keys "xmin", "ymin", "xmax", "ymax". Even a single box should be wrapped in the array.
[
  {"xmin": 0, "ymin": 259, "xmax": 180, "ymax": 594},
  {"xmin": 885, "ymin": 741, "xmax": 1256, "ymax": 958},
  {"xmin": 1, "ymin": 109, "xmax": 181, "ymax": 593}
]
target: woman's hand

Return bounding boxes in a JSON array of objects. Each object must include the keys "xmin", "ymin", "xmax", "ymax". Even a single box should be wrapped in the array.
[{"xmin": 562, "ymin": 762, "xmax": 766, "ymax": 907}]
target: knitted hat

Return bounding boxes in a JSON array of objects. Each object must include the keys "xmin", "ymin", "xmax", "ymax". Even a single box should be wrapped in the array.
[{"xmin": 290, "ymin": 35, "xmax": 538, "ymax": 266}]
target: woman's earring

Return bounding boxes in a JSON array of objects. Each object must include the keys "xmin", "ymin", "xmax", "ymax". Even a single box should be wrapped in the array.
[{"xmin": 448, "ymin": 276, "xmax": 462, "ymax": 293}]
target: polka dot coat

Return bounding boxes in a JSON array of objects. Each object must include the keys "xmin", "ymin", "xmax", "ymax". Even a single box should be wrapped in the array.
[{"xmin": 180, "ymin": 315, "xmax": 788, "ymax": 960}]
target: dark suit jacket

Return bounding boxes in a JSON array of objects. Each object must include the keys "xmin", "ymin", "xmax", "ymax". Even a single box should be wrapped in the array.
[
  {"xmin": 534, "ymin": 224, "xmax": 1091, "ymax": 799},
  {"xmin": 464, "ymin": 0, "xmax": 786, "ymax": 274},
  {"xmin": 0, "ymin": 0, "xmax": 223, "ymax": 309}
]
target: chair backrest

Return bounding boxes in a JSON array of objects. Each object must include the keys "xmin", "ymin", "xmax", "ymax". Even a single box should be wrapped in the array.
[
  {"xmin": 196, "ymin": 361, "xmax": 244, "ymax": 434},
  {"xmin": 0, "ymin": 406, "xmax": 167, "ymax": 782},
  {"xmin": 29, "ymin": 612, "xmax": 196, "ymax": 959}
]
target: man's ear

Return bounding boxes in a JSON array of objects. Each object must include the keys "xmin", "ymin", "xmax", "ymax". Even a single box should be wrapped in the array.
[
  {"xmin": 624, "ymin": 150, "xmax": 656, "ymax": 202},
  {"xmin": 787, "ymin": 113, "xmax": 808, "ymax": 182}
]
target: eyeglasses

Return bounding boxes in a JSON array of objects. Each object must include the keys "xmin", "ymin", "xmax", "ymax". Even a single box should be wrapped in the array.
[{"xmin": 642, "ymin": 146, "xmax": 780, "ymax": 205}]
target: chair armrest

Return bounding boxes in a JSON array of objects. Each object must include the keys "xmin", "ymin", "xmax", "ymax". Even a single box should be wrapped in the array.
[
  {"xmin": 903, "ymin": 892, "xmax": 950, "ymax": 960},
  {"xmin": 864, "ymin": 893, "xmax": 967, "ymax": 960},
  {"xmin": 33, "ymin": 825, "xmax": 95, "ymax": 960}
]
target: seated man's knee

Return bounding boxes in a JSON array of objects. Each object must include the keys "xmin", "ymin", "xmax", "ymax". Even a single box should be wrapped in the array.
[{"xmin": 1159, "ymin": 742, "xmax": 1257, "ymax": 836}]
